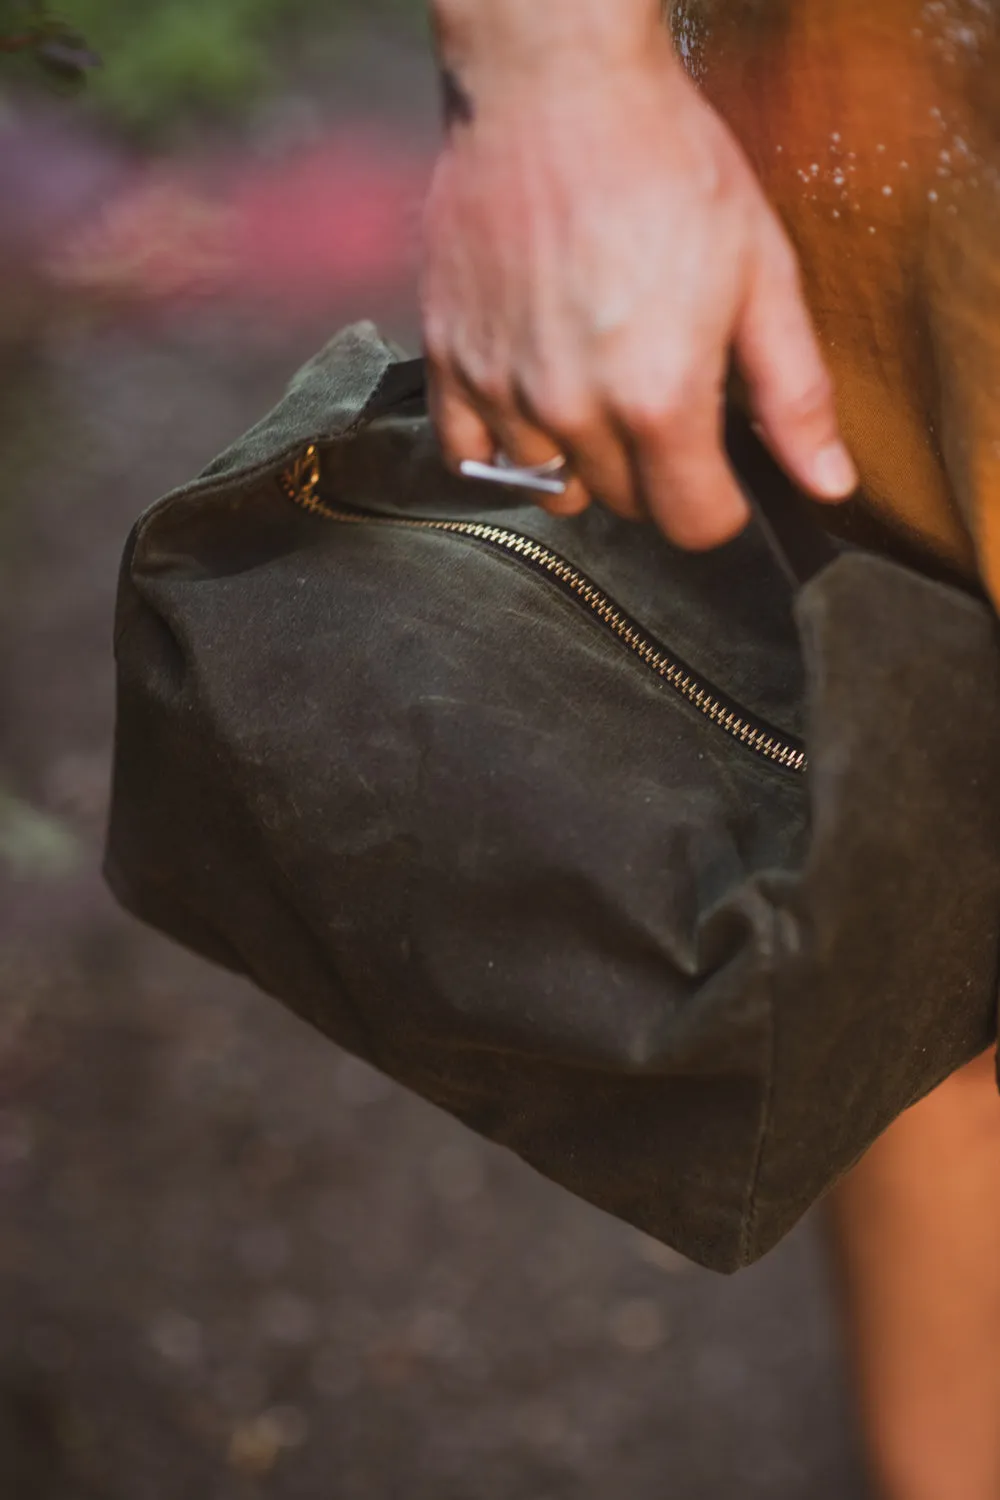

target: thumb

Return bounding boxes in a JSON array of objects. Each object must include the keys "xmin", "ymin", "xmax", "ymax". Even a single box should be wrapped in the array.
[{"xmin": 735, "ymin": 221, "xmax": 858, "ymax": 503}]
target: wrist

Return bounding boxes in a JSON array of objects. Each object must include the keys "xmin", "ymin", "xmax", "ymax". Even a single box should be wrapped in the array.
[{"xmin": 431, "ymin": 1, "xmax": 669, "ymax": 84}]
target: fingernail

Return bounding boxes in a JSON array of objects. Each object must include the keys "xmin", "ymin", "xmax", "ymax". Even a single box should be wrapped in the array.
[{"xmin": 811, "ymin": 442, "xmax": 858, "ymax": 499}]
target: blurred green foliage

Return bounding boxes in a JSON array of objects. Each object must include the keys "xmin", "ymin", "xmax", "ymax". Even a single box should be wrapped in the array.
[
  {"xmin": 69, "ymin": 0, "xmax": 286, "ymax": 130},
  {"xmin": 2, "ymin": 0, "xmax": 424, "ymax": 138},
  {"xmin": 0, "ymin": 787, "xmax": 81, "ymax": 879}
]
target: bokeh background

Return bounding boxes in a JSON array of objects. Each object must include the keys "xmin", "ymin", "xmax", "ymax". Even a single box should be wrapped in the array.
[{"xmin": 1, "ymin": 5, "xmax": 866, "ymax": 1495}]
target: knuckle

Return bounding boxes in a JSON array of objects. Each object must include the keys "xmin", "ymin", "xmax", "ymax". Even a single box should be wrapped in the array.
[
  {"xmin": 620, "ymin": 388, "xmax": 690, "ymax": 441},
  {"xmin": 521, "ymin": 376, "xmax": 595, "ymax": 439},
  {"xmin": 542, "ymin": 401, "xmax": 595, "ymax": 444},
  {"xmin": 420, "ymin": 306, "xmax": 455, "ymax": 369},
  {"xmin": 444, "ymin": 340, "xmax": 513, "ymax": 411},
  {"xmin": 780, "ymin": 371, "xmax": 836, "ymax": 427},
  {"xmin": 464, "ymin": 364, "xmax": 511, "ymax": 411},
  {"xmin": 421, "ymin": 325, "xmax": 449, "ymax": 370}
]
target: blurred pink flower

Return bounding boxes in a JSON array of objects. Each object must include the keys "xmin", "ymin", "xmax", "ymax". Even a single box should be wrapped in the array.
[{"xmin": 47, "ymin": 130, "xmax": 433, "ymax": 320}]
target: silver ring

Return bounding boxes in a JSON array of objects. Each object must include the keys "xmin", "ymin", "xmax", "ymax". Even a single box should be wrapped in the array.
[
  {"xmin": 495, "ymin": 451, "xmax": 567, "ymax": 478},
  {"xmin": 458, "ymin": 449, "xmax": 570, "ymax": 497}
]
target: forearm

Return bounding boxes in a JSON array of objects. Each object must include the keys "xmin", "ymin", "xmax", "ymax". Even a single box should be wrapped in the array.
[{"xmin": 430, "ymin": 0, "xmax": 668, "ymax": 79}]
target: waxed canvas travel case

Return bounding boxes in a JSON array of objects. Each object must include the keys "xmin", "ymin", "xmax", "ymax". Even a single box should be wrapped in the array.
[{"xmin": 106, "ymin": 321, "xmax": 1000, "ymax": 1273}]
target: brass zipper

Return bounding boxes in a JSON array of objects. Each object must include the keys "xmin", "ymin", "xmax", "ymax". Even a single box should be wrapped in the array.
[{"xmin": 280, "ymin": 445, "xmax": 807, "ymax": 775}]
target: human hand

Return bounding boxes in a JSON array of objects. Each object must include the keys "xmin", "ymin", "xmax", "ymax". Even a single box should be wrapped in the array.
[{"xmin": 421, "ymin": 33, "xmax": 857, "ymax": 547}]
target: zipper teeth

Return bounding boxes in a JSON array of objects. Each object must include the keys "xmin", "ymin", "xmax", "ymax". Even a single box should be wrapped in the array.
[{"xmin": 280, "ymin": 446, "xmax": 807, "ymax": 774}]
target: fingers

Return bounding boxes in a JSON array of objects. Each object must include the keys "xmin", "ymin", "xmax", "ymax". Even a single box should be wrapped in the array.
[
  {"xmin": 433, "ymin": 346, "xmax": 808, "ymax": 552},
  {"xmin": 736, "ymin": 220, "xmax": 858, "ymax": 504},
  {"xmin": 513, "ymin": 382, "xmax": 640, "ymax": 523},
  {"xmin": 619, "ymin": 384, "xmax": 751, "ymax": 551},
  {"xmin": 430, "ymin": 357, "xmax": 748, "ymax": 546},
  {"xmin": 489, "ymin": 400, "xmax": 592, "ymax": 517},
  {"xmin": 429, "ymin": 365, "xmax": 494, "ymax": 469},
  {"xmin": 429, "ymin": 360, "xmax": 593, "ymax": 515}
]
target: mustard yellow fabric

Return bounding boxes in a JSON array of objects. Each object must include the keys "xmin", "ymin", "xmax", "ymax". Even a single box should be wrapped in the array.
[{"xmin": 673, "ymin": 0, "xmax": 1000, "ymax": 602}]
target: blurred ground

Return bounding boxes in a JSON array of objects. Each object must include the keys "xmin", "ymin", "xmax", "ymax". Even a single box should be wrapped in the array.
[{"xmin": 0, "ymin": 21, "xmax": 867, "ymax": 1500}]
